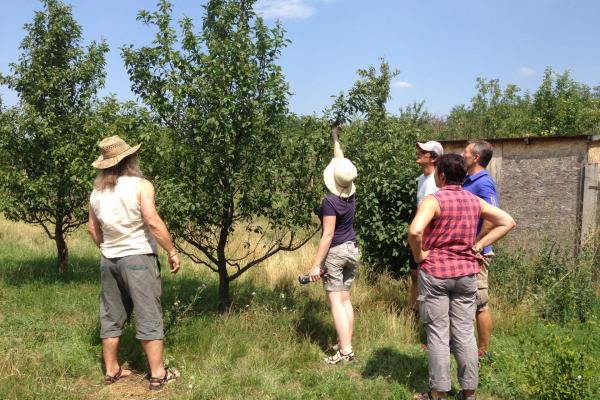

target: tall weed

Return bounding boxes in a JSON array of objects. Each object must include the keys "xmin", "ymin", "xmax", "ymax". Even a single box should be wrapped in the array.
[{"xmin": 493, "ymin": 239, "xmax": 598, "ymax": 323}]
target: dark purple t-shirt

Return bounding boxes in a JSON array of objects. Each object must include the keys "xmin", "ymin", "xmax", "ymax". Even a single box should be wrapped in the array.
[{"xmin": 319, "ymin": 193, "xmax": 356, "ymax": 247}]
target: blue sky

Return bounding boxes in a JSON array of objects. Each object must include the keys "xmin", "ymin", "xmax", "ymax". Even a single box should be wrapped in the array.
[{"xmin": 1, "ymin": 0, "xmax": 599, "ymax": 117}]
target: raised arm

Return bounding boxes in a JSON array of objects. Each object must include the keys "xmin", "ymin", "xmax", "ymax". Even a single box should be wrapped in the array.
[
  {"xmin": 332, "ymin": 125, "xmax": 344, "ymax": 158},
  {"xmin": 473, "ymin": 199, "xmax": 516, "ymax": 253},
  {"xmin": 138, "ymin": 179, "xmax": 181, "ymax": 273}
]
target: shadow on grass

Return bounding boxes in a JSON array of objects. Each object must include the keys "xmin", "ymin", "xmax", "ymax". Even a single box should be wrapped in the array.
[
  {"xmin": 88, "ymin": 272, "xmax": 216, "ymax": 373},
  {"xmin": 362, "ymin": 347, "xmax": 429, "ymax": 393},
  {"xmin": 0, "ymin": 254, "xmax": 100, "ymax": 286},
  {"xmin": 89, "ymin": 321, "xmax": 149, "ymax": 374},
  {"xmin": 293, "ymin": 297, "xmax": 336, "ymax": 350},
  {"xmin": 88, "ymin": 272, "xmax": 314, "ymax": 372},
  {"xmin": 230, "ymin": 274, "xmax": 336, "ymax": 351}
]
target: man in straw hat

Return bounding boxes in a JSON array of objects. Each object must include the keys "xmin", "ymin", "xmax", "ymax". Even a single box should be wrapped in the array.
[
  {"xmin": 87, "ymin": 135, "xmax": 181, "ymax": 390},
  {"xmin": 307, "ymin": 125, "xmax": 359, "ymax": 364}
]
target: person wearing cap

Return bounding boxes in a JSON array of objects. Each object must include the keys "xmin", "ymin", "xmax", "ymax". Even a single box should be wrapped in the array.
[
  {"xmin": 308, "ymin": 125, "xmax": 359, "ymax": 364},
  {"xmin": 408, "ymin": 154, "xmax": 515, "ymax": 400},
  {"xmin": 87, "ymin": 135, "xmax": 181, "ymax": 390},
  {"xmin": 409, "ymin": 141, "xmax": 444, "ymax": 313},
  {"xmin": 416, "ymin": 141, "xmax": 444, "ymax": 205},
  {"xmin": 462, "ymin": 140, "xmax": 499, "ymax": 358}
]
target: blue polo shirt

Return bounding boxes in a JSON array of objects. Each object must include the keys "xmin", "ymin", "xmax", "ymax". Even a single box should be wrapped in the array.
[{"xmin": 463, "ymin": 170, "xmax": 499, "ymax": 255}]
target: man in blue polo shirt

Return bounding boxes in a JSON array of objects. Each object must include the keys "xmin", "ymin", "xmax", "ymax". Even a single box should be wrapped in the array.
[{"xmin": 462, "ymin": 139, "xmax": 498, "ymax": 359}]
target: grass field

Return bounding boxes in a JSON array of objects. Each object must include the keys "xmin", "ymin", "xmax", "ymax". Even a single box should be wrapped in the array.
[{"xmin": 0, "ymin": 218, "xmax": 598, "ymax": 399}]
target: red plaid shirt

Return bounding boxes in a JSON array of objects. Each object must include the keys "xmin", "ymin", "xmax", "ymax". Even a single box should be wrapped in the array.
[{"xmin": 420, "ymin": 185, "xmax": 481, "ymax": 278}]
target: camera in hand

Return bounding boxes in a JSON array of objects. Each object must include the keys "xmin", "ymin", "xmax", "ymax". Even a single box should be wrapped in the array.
[{"xmin": 298, "ymin": 269, "xmax": 326, "ymax": 284}]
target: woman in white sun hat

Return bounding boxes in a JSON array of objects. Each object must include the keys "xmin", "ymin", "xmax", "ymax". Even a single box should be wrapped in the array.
[{"xmin": 308, "ymin": 124, "xmax": 359, "ymax": 364}]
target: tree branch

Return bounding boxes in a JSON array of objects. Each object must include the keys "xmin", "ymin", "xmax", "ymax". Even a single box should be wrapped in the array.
[
  {"xmin": 176, "ymin": 245, "xmax": 218, "ymax": 273},
  {"xmin": 33, "ymin": 217, "xmax": 55, "ymax": 240},
  {"xmin": 184, "ymin": 236, "xmax": 219, "ymax": 266},
  {"xmin": 228, "ymin": 228, "xmax": 318, "ymax": 281}
]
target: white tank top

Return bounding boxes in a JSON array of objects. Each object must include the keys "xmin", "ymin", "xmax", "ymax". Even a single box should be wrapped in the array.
[{"xmin": 90, "ymin": 176, "xmax": 158, "ymax": 258}]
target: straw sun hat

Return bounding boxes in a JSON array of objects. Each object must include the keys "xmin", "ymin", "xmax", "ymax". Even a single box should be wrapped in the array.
[
  {"xmin": 92, "ymin": 135, "xmax": 141, "ymax": 169},
  {"xmin": 323, "ymin": 157, "xmax": 357, "ymax": 198}
]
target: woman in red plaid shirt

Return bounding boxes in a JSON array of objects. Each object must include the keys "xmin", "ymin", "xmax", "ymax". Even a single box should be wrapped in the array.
[{"xmin": 408, "ymin": 154, "xmax": 515, "ymax": 400}]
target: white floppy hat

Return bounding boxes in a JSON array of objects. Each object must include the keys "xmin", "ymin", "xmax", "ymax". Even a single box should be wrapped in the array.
[
  {"xmin": 323, "ymin": 157, "xmax": 357, "ymax": 198},
  {"xmin": 417, "ymin": 141, "xmax": 444, "ymax": 157}
]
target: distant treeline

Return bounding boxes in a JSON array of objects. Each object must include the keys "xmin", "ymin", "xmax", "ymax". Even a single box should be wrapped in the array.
[
  {"xmin": 398, "ymin": 68, "xmax": 600, "ymax": 140},
  {"xmin": 1, "ymin": 0, "xmax": 598, "ymax": 304}
]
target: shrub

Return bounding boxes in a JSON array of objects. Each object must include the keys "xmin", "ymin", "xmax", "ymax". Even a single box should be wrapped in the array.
[
  {"xmin": 493, "ymin": 240, "xmax": 597, "ymax": 323},
  {"xmin": 336, "ymin": 61, "xmax": 426, "ymax": 275},
  {"xmin": 525, "ymin": 334, "xmax": 594, "ymax": 400}
]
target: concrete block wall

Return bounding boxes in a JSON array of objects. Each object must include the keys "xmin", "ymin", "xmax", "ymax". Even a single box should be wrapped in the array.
[{"xmin": 440, "ymin": 136, "xmax": 598, "ymax": 253}]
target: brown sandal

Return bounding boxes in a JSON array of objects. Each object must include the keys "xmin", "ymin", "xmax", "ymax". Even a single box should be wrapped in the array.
[
  {"xmin": 103, "ymin": 366, "xmax": 124, "ymax": 385},
  {"xmin": 148, "ymin": 368, "xmax": 180, "ymax": 390},
  {"xmin": 413, "ymin": 391, "xmax": 435, "ymax": 400}
]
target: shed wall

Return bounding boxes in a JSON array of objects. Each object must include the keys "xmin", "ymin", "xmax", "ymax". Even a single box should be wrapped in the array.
[{"xmin": 441, "ymin": 138, "xmax": 590, "ymax": 251}]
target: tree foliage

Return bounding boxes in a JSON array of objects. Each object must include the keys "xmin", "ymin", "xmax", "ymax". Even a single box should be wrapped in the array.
[
  {"xmin": 329, "ymin": 60, "xmax": 420, "ymax": 274},
  {"xmin": 122, "ymin": 0, "xmax": 325, "ymax": 313},
  {"xmin": 0, "ymin": 0, "xmax": 108, "ymax": 272},
  {"xmin": 533, "ymin": 68, "xmax": 600, "ymax": 136},
  {"xmin": 442, "ymin": 68, "xmax": 600, "ymax": 139}
]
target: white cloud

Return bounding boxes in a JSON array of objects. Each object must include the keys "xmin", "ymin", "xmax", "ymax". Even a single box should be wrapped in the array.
[
  {"xmin": 518, "ymin": 67, "xmax": 535, "ymax": 78},
  {"xmin": 255, "ymin": 0, "xmax": 316, "ymax": 20},
  {"xmin": 394, "ymin": 80, "xmax": 414, "ymax": 89}
]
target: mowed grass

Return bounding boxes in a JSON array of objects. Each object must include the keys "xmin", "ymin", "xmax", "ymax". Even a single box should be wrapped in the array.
[{"xmin": 0, "ymin": 218, "xmax": 598, "ymax": 399}]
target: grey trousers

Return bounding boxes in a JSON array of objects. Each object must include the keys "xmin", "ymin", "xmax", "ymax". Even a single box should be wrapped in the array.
[
  {"xmin": 100, "ymin": 254, "xmax": 163, "ymax": 340},
  {"xmin": 417, "ymin": 269, "xmax": 478, "ymax": 392}
]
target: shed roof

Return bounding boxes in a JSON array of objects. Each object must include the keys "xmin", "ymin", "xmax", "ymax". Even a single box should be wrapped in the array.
[{"xmin": 438, "ymin": 134, "xmax": 600, "ymax": 146}]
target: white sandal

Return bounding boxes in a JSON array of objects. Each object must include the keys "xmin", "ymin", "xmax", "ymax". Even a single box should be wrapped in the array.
[{"xmin": 324, "ymin": 350, "xmax": 355, "ymax": 364}]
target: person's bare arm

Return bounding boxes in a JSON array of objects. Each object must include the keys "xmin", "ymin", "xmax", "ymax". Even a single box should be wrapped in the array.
[
  {"xmin": 473, "ymin": 199, "xmax": 516, "ymax": 253},
  {"xmin": 332, "ymin": 126, "xmax": 344, "ymax": 158},
  {"xmin": 475, "ymin": 220, "xmax": 493, "ymax": 242},
  {"xmin": 408, "ymin": 195, "xmax": 439, "ymax": 263},
  {"xmin": 138, "ymin": 179, "xmax": 181, "ymax": 273},
  {"xmin": 87, "ymin": 206, "xmax": 103, "ymax": 248},
  {"xmin": 309, "ymin": 216, "xmax": 336, "ymax": 281},
  {"xmin": 475, "ymin": 183, "xmax": 499, "ymax": 245}
]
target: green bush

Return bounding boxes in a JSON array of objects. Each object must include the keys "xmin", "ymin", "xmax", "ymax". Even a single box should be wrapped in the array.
[
  {"xmin": 346, "ymin": 116, "xmax": 419, "ymax": 275},
  {"xmin": 525, "ymin": 334, "xmax": 594, "ymax": 400},
  {"xmin": 336, "ymin": 61, "xmax": 429, "ymax": 275},
  {"xmin": 493, "ymin": 240, "xmax": 597, "ymax": 323},
  {"xmin": 533, "ymin": 242, "xmax": 596, "ymax": 323}
]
